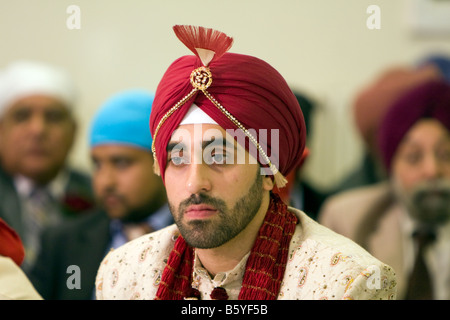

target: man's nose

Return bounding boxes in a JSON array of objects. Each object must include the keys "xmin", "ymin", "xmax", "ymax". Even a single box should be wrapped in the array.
[
  {"xmin": 28, "ymin": 114, "xmax": 47, "ymax": 136},
  {"xmin": 421, "ymin": 154, "xmax": 442, "ymax": 180},
  {"xmin": 96, "ymin": 165, "xmax": 117, "ymax": 190},
  {"xmin": 185, "ymin": 163, "xmax": 212, "ymax": 195}
]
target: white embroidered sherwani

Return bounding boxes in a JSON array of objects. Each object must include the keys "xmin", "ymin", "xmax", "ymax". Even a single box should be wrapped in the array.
[{"xmin": 95, "ymin": 208, "xmax": 397, "ymax": 300}]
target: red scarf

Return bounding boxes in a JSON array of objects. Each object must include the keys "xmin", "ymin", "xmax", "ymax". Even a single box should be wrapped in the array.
[
  {"xmin": 155, "ymin": 193, "xmax": 298, "ymax": 300},
  {"xmin": 0, "ymin": 218, "xmax": 25, "ymax": 266}
]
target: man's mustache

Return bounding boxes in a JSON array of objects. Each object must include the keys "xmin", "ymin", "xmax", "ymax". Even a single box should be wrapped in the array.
[
  {"xmin": 412, "ymin": 179, "xmax": 450, "ymax": 201},
  {"xmin": 98, "ymin": 190, "xmax": 126, "ymax": 204},
  {"xmin": 178, "ymin": 193, "xmax": 227, "ymax": 214}
]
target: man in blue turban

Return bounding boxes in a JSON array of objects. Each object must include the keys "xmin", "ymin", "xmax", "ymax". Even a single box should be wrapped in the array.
[{"xmin": 29, "ymin": 89, "xmax": 172, "ymax": 300}]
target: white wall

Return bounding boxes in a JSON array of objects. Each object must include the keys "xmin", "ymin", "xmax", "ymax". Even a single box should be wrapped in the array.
[{"xmin": 1, "ymin": 0, "xmax": 450, "ymax": 191}]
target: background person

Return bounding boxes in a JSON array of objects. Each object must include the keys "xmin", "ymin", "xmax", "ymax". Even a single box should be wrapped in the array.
[
  {"xmin": 0, "ymin": 60, "xmax": 94, "ymax": 273},
  {"xmin": 29, "ymin": 89, "xmax": 172, "ymax": 300},
  {"xmin": 332, "ymin": 62, "xmax": 443, "ymax": 194},
  {"xmin": 319, "ymin": 80, "xmax": 450, "ymax": 299}
]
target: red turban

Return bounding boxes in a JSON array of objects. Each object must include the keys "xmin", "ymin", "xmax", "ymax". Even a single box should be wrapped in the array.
[
  {"xmin": 150, "ymin": 26, "xmax": 306, "ymax": 187},
  {"xmin": 353, "ymin": 65, "xmax": 442, "ymax": 153},
  {"xmin": 0, "ymin": 218, "xmax": 25, "ymax": 266},
  {"xmin": 377, "ymin": 80, "xmax": 450, "ymax": 172}
]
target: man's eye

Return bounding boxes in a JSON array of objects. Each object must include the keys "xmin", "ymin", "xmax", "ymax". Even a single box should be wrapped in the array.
[
  {"xmin": 212, "ymin": 153, "xmax": 225, "ymax": 164},
  {"xmin": 11, "ymin": 109, "xmax": 31, "ymax": 122},
  {"xmin": 114, "ymin": 159, "xmax": 132, "ymax": 169},
  {"xmin": 45, "ymin": 110, "xmax": 67, "ymax": 123},
  {"xmin": 168, "ymin": 149, "xmax": 190, "ymax": 166},
  {"xmin": 170, "ymin": 156, "xmax": 182, "ymax": 165},
  {"xmin": 204, "ymin": 152, "xmax": 228, "ymax": 165},
  {"xmin": 403, "ymin": 153, "xmax": 421, "ymax": 165},
  {"xmin": 170, "ymin": 156, "xmax": 190, "ymax": 166}
]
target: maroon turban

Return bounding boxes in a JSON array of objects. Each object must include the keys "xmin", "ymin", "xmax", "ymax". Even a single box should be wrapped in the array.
[
  {"xmin": 377, "ymin": 80, "xmax": 450, "ymax": 172},
  {"xmin": 0, "ymin": 218, "xmax": 25, "ymax": 266},
  {"xmin": 353, "ymin": 65, "xmax": 442, "ymax": 154},
  {"xmin": 150, "ymin": 26, "xmax": 306, "ymax": 187}
]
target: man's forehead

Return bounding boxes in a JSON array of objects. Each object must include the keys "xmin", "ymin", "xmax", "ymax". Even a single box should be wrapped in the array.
[
  {"xmin": 91, "ymin": 144, "xmax": 150, "ymax": 158},
  {"xmin": 402, "ymin": 119, "xmax": 450, "ymax": 145},
  {"xmin": 171, "ymin": 124, "xmax": 230, "ymax": 141},
  {"xmin": 168, "ymin": 123, "xmax": 249, "ymax": 154},
  {"xmin": 179, "ymin": 103, "xmax": 217, "ymax": 126},
  {"xmin": 8, "ymin": 94, "xmax": 69, "ymax": 111}
]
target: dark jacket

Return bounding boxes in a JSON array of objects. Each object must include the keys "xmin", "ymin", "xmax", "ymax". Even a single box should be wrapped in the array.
[
  {"xmin": 29, "ymin": 209, "xmax": 110, "ymax": 300},
  {"xmin": 0, "ymin": 165, "xmax": 95, "ymax": 240}
]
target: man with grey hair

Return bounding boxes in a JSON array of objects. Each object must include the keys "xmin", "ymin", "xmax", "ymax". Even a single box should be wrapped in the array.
[
  {"xmin": 320, "ymin": 79, "xmax": 450, "ymax": 299},
  {"xmin": 0, "ymin": 60, "xmax": 94, "ymax": 273}
]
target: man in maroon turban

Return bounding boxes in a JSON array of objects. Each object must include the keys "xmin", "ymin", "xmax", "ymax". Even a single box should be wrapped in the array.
[
  {"xmin": 96, "ymin": 25, "xmax": 396, "ymax": 301},
  {"xmin": 333, "ymin": 64, "xmax": 442, "ymax": 193},
  {"xmin": 320, "ymin": 79, "xmax": 450, "ymax": 299}
]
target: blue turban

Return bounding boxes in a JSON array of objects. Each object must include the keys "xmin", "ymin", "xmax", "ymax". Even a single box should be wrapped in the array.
[{"xmin": 89, "ymin": 89, "xmax": 154, "ymax": 150}]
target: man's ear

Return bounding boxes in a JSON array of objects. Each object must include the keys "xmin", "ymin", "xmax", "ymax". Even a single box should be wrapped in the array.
[
  {"xmin": 67, "ymin": 118, "xmax": 77, "ymax": 149},
  {"xmin": 262, "ymin": 175, "xmax": 275, "ymax": 191}
]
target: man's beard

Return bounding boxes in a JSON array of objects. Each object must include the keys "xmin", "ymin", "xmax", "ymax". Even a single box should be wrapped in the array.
[
  {"xmin": 98, "ymin": 191, "xmax": 165, "ymax": 223},
  {"xmin": 394, "ymin": 178, "xmax": 450, "ymax": 227},
  {"xmin": 169, "ymin": 172, "xmax": 264, "ymax": 249}
]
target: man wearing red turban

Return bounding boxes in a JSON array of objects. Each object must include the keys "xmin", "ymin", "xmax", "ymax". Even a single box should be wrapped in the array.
[
  {"xmin": 96, "ymin": 25, "xmax": 396, "ymax": 300},
  {"xmin": 320, "ymin": 80, "xmax": 450, "ymax": 299}
]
